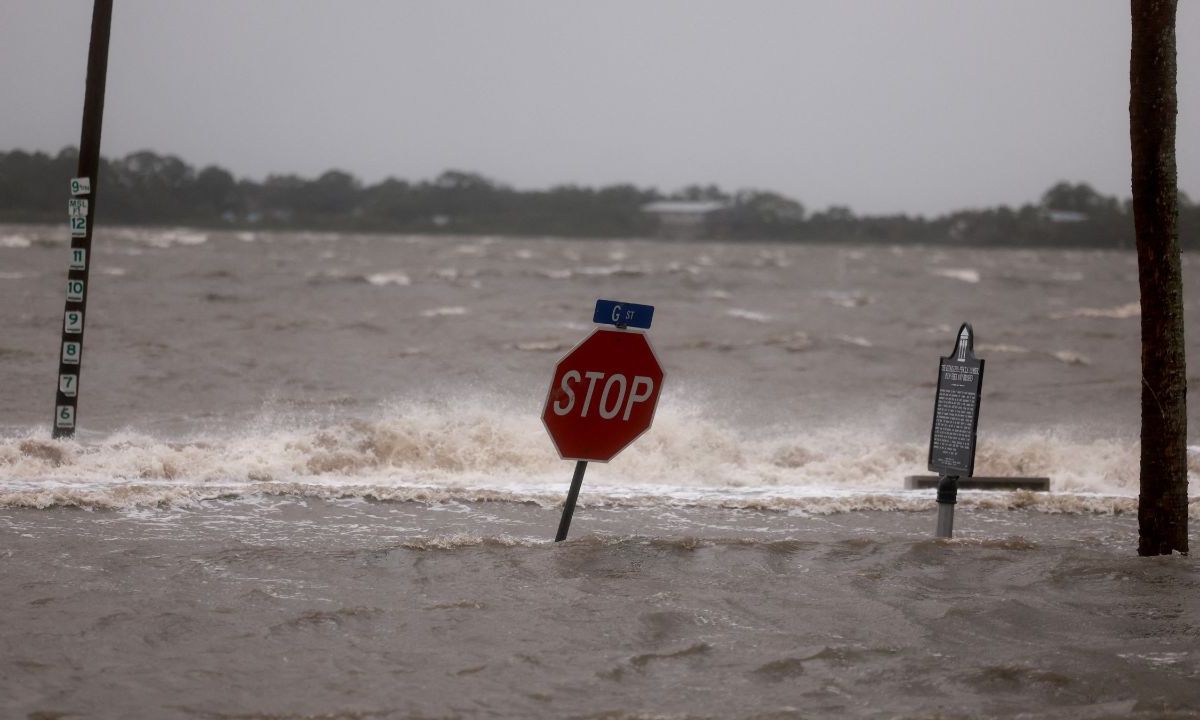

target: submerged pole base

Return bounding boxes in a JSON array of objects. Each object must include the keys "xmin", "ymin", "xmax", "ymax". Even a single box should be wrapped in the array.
[
  {"xmin": 555, "ymin": 460, "xmax": 588, "ymax": 542},
  {"xmin": 935, "ymin": 475, "xmax": 959, "ymax": 539}
]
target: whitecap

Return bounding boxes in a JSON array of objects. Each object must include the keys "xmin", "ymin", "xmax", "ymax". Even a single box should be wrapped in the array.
[
  {"xmin": 976, "ymin": 344, "xmax": 1030, "ymax": 354},
  {"xmin": 0, "ymin": 414, "xmax": 1177, "ymax": 516},
  {"xmin": 576, "ymin": 265, "xmax": 645, "ymax": 277},
  {"xmin": 835, "ymin": 335, "xmax": 873, "ymax": 348},
  {"xmin": 818, "ymin": 290, "xmax": 871, "ymax": 308},
  {"xmin": 0, "ymin": 234, "xmax": 32, "ymax": 248},
  {"xmin": 1050, "ymin": 350, "xmax": 1091, "ymax": 366},
  {"xmin": 419, "ymin": 306, "xmax": 468, "ymax": 318},
  {"xmin": 725, "ymin": 309, "xmax": 772, "ymax": 323},
  {"xmin": 1052, "ymin": 303, "xmax": 1140, "ymax": 320},
  {"xmin": 509, "ymin": 340, "xmax": 567, "ymax": 352},
  {"xmin": 366, "ymin": 272, "xmax": 411, "ymax": 287},
  {"xmin": 929, "ymin": 268, "xmax": 980, "ymax": 283},
  {"xmin": 140, "ymin": 229, "xmax": 208, "ymax": 248}
]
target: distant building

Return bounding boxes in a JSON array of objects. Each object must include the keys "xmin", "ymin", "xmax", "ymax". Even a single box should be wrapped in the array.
[
  {"xmin": 1045, "ymin": 209, "xmax": 1088, "ymax": 223},
  {"xmin": 641, "ymin": 200, "xmax": 727, "ymax": 239}
]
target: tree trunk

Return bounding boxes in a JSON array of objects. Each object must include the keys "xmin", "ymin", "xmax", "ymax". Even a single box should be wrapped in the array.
[{"xmin": 1131, "ymin": 0, "xmax": 1188, "ymax": 555}]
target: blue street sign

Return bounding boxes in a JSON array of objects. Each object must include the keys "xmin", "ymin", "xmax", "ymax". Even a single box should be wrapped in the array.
[{"xmin": 593, "ymin": 299, "xmax": 654, "ymax": 329}]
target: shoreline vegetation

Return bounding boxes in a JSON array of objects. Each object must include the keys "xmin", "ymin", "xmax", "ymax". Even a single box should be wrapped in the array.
[{"xmin": 3, "ymin": 147, "xmax": 1196, "ymax": 246}]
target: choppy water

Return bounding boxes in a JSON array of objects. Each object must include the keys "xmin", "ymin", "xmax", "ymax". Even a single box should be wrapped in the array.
[{"xmin": 1, "ymin": 224, "xmax": 1198, "ymax": 718}]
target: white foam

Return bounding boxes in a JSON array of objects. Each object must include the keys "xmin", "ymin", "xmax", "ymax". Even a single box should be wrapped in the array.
[
  {"xmin": 366, "ymin": 272, "xmax": 411, "ymax": 287},
  {"xmin": 1052, "ymin": 303, "xmax": 1140, "ymax": 320},
  {"xmin": 419, "ymin": 306, "xmax": 468, "ymax": 318},
  {"xmin": 835, "ymin": 335, "xmax": 873, "ymax": 348},
  {"xmin": 976, "ymin": 344, "xmax": 1030, "ymax": 354},
  {"xmin": 1, "ymin": 398, "xmax": 1189, "ymax": 512},
  {"xmin": 726, "ymin": 309, "xmax": 772, "ymax": 323},
  {"xmin": 929, "ymin": 268, "xmax": 980, "ymax": 283},
  {"xmin": 1050, "ymin": 350, "xmax": 1091, "ymax": 366},
  {"xmin": 0, "ymin": 234, "xmax": 32, "ymax": 248},
  {"xmin": 137, "ymin": 229, "xmax": 209, "ymax": 248},
  {"xmin": 818, "ymin": 290, "xmax": 871, "ymax": 308},
  {"xmin": 576, "ymin": 265, "xmax": 646, "ymax": 277}
]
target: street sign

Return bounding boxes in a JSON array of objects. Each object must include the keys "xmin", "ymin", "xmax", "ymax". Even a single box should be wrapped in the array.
[
  {"xmin": 593, "ymin": 299, "xmax": 654, "ymax": 330},
  {"xmin": 542, "ymin": 327, "xmax": 665, "ymax": 462},
  {"xmin": 928, "ymin": 323, "xmax": 984, "ymax": 477}
]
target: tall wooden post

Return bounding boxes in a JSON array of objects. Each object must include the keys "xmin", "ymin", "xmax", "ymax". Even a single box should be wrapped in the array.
[
  {"xmin": 1130, "ymin": 0, "xmax": 1188, "ymax": 555},
  {"xmin": 53, "ymin": 0, "xmax": 114, "ymax": 439}
]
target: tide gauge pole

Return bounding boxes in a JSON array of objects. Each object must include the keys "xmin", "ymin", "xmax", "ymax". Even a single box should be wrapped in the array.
[{"xmin": 53, "ymin": 0, "xmax": 114, "ymax": 438}]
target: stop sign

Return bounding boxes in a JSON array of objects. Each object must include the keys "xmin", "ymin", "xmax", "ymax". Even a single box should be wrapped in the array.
[{"xmin": 541, "ymin": 328, "xmax": 665, "ymax": 462}]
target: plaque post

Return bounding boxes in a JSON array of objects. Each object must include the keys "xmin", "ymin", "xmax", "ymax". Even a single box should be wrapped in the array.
[{"xmin": 935, "ymin": 475, "xmax": 959, "ymax": 538}]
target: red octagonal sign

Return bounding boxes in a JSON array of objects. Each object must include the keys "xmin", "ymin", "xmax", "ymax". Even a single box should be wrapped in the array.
[{"xmin": 541, "ymin": 328, "xmax": 665, "ymax": 462}]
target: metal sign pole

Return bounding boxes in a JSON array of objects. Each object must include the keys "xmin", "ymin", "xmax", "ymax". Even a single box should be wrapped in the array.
[
  {"xmin": 935, "ymin": 475, "xmax": 959, "ymax": 538},
  {"xmin": 554, "ymin": 460, "xmax": 588, "ymax": 542},
  {"xmin": 53, "ymin": 0, "xmax": 114, "ymax": 439}
]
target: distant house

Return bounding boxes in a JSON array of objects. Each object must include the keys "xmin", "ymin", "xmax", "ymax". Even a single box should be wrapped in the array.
[
  {"xmin": 1046, "ymin": 209, "xmax": 1088, "ymax": 223},
  {"xmin": 641, "ymin": 200, "xmax": 727, "ymax": 239}
]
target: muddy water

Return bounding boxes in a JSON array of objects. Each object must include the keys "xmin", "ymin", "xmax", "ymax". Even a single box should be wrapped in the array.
[
  {"xmin": 1, "ymin": 225, "xmax": 1198, "ymax": 717},
  {"xmin": 1, "ymin": 503, "xmax": 1197, "ymax": 719}
]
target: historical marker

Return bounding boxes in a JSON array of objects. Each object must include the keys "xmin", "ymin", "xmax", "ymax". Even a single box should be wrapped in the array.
[
  {"xmin": 928, "ymin": 323, "xmax": 984, "ymax": 477},
  {"xmin": 925, "ymin": 323, "xmax": 985, "ymax": 538}
]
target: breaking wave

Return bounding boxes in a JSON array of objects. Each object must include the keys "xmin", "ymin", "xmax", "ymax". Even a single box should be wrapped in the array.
[{"xmin": 2, "ymin": 398, "xmax": 1193, "ymax": 514}]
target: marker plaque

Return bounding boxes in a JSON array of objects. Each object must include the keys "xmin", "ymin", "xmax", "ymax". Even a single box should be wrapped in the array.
[{"xmin": 927, "ymin": 323, "xmax": 984, "ymax": 477}]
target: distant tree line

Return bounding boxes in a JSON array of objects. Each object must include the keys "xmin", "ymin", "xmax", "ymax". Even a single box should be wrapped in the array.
[{"xmin": 2, "ymin": 147, "xmax": 1196, "ymax": 247}]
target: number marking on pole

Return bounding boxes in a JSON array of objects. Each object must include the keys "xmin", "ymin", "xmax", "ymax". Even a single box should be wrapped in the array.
[
  {"xmin": 70, "ymin": 177, "xmax": 92, "ymax": 196},
  {"xmin": 70, "ymin": 216, "xmax": 87, "ymax": 238},
  {"xmin": 55, "ymin": 405, "xmax": 76, "ymax": 429},
  {"xmin": 70, "ymin": 248, "xmax": 87, "ymax": 271},
  {"xmin": 59, "ymin": 374, "xmax": 78, "ymax": 397},
  {"xmin": 68, "ymin": 198, "xmax": 89, "ymax": 217},
  {"xmin": 64, "ymin": 311, "xmax": 84, "ymax": 334},
  {"xmin": 67, "ymin": 280, "xmax": 85, "ymax": 302},
  {"xmin": 62, "ymin": 341, "xmax": 81, "ymax": 364}
]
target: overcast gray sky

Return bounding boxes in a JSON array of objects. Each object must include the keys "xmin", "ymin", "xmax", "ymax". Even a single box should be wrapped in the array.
[{"xmin": 3, "ymin": 1, "xmax": 1197, "ymax": 215}]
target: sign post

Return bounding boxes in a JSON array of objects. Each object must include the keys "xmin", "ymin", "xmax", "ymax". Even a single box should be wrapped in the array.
[
  {"xmin": 926, "ymin": 323, "xmax": 985, "ymax": 538},
  {"xmin": 542, "ymin": 299, "xmax": 664, "ymax": 541},
  {"xmin": 53, "ymin": 0, "xmax": 114, "ymax": 439}
]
